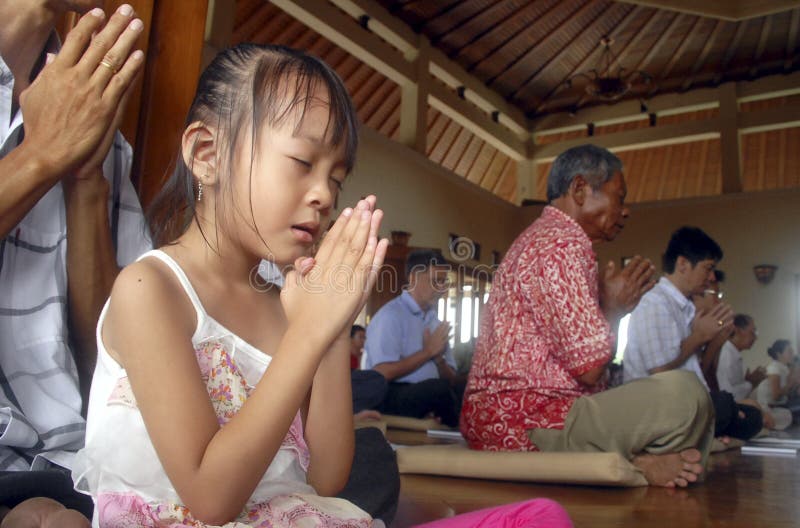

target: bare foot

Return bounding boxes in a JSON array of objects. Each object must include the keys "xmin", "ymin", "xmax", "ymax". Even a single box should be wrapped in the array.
[{"xmin": 632, "ymin": 449, "xmax": 703, "ymax": 488}]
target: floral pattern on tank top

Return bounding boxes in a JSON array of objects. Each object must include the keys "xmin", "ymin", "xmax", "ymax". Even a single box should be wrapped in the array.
[{"xmin": 99, "ymin": 336, "xmax": 369, "ymax": 527}]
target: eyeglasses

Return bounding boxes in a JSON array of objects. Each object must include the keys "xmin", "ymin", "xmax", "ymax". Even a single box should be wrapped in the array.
[{"xmin": 703, "ymin": 289, "xmax": 723, "ymax": 300}]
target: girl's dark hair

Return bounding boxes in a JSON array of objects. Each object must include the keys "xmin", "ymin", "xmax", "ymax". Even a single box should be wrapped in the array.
[
  {"xmin": 147, "ymin": 43, "xmax": 359, "ymax": 247},
  {"xmin": 767, "ymin": 339, "xmax": 791, "ymax": 360}
]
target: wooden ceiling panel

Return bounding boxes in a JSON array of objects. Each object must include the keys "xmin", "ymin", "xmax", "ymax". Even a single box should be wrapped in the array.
[
  {"xmin": 494, "ymin": 159, "xmax": 519, "ymax": 201},
  {"xmin": 742, "ymin": 126, "xmax": 800, "ymax": 191},
  {"xmin": 463, "ymin": 0, "xmax": 576, "ymax": 85},
  {"xmin": 467, "ymin": 142, "xmax": 499, "ymax": 185},
  {"xmin": 448, "ymin": 0, "xmax": 556, "ymax": 67}
]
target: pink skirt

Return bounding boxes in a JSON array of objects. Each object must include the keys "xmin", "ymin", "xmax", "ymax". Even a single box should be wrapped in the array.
[{"xmin": 413, "ymin": 498, "xmax": 573, "ymax": 528}]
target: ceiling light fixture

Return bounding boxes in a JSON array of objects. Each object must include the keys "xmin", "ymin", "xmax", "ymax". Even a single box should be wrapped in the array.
[{"xmin": 563, "ymin": 37, "xmax": 653, "ymax": 103}]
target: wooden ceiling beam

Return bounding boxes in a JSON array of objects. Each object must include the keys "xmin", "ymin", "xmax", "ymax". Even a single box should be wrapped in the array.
[
  {"xmin": 738, "ymin": 102, "xmax": 800, "ymax": 133},
  {"xmin": 532, "ymin": 118, "xmax": 721, "ymax": 161},
  {"xmin": 271, "ymin": 0, "xmax": 414, "ymax": 84},
  {"xmin": 532, "ymin": 71, "xmax": 800, "ymax": 132},
  {"xmin": 329, "ymin": 0, "xmax": 530, "ymax": 133}
]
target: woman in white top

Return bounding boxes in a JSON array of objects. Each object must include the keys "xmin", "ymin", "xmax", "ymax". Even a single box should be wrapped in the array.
[{"xmin": 757, "ymin": 340, "xmax": 799, "ymax": 408}]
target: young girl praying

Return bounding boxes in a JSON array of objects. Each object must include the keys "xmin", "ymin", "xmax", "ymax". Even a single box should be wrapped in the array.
[{"xmin": 71, "ymin": 43, "xmax": 389, "ymax": 527}]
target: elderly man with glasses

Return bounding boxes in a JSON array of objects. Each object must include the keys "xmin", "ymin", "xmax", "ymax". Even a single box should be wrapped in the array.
[{"xmin": 364, "ymin": 249, "xmax": 464, "ymax": 427}]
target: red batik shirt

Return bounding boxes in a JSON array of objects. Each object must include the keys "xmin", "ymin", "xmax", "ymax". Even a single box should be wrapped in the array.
[{"xmin": 460, "ymin": 206, "xmax": 614, "ymax": 451}]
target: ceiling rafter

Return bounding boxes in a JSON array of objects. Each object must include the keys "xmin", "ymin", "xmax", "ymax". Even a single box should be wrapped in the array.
[
  {"xmin": 787, "ymin": 9, "xmax": 800, "ymax": 69},
  {"xmin": 417, "ymin": 0, "xmax": 463, "ymax": 33},
  {"xmin": 630, "ymin": 10, "xmax": 683, "ymax": 76},
  {"xmin": 511, "ymin": 3, "xmax": 635, "ymax": 111},
  {"xmin": 454, "ymin": 1, "xmax": 543, "ymax": 63},
  {"xmin": 682, "ymin": 19, "xmax": 726, "ymax": 90},
  {"xmin": 486, "ymin": 0, "xmax": 596, "ymax": 88},
  {"xmin": 429, "ymin": 1, "xmax": 503, "ymax": 48},
  {"xmin": 465, "ymin": 0, "xmax": 563, "ymax": 76},
  {"xmin": 749, "ymin": 16, "xmax": 774, "ymax": 78},
  {"xmin": 656, "ymin": 15, "xmax": 702, "ymax": 81}
]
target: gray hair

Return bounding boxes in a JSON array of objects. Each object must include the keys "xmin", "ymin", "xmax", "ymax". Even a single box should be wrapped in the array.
[{"xmin": 546, "ymin": 144, "xmax": 623, "ymax": 202}]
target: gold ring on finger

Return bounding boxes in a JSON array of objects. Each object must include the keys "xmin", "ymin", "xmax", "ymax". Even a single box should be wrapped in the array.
[
  {"xmin": 99, "ymin": 59, "xmax": 118, "ymax": 74},
  {"xmin": 717, "ymin": 319, "xmax": 724, "ymax": 327}
]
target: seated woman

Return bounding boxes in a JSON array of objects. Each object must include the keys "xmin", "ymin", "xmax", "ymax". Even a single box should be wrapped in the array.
[{"xmin": 757, "ymin": 340, "xmax": 800, "ymax": 415}]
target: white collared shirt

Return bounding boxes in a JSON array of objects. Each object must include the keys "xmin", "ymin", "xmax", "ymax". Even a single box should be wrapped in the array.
[
  {"xmin": 717, "ymin": 341, "xmax": 752, "ymax": 400},
  {"xmin": 623, "ymin": 276, "xmax": 708, "ymax": 389},
  {"xmin": 0, "ymin": 45, "xmax": 151, "ymax": 471}
]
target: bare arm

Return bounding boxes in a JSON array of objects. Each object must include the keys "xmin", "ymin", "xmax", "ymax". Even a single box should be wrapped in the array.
[
  {"xmin": 304, "ymin": 334, "xmax": 354, "ymax": 496},
  {"xmin": 0, "ymin": 146, "xmax": 65, "ymax": 238},
  {"xmin": 372, "ymin": 322, "xmax": 449, "ymax": 381},
  {"xmin": 63, "ymin": 173, "xmax": 120, "ymax": 412},
  {"xmin": 372, "ymin": 350, "xmax": 432, "ymax": 381}
]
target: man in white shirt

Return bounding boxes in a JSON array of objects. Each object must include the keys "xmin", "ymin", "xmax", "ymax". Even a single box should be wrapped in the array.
[
  {"xmin": 624, "ymin": 227, "xmax": 763, "ymax": 440},
  {"xmin": 717, "ymin": 314, "xmax": 766, "ymax": 401},
  {"xmin": 0, "ymin": 1, "xmax": 148, "ymax": 522}
]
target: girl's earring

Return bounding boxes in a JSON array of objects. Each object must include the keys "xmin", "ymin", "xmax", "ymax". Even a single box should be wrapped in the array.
[{"xmin": 197, "ymin": 180, "xmax": 204, "ymax": 202}]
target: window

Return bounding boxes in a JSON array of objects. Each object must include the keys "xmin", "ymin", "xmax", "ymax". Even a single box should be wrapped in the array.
[
  {"xmin": 436, "ymin": 271, "xmax": 492, "ymax": 347},
  {"xmin": 614, "ymin": 313, "xmax": 632, "ymax": 365}
]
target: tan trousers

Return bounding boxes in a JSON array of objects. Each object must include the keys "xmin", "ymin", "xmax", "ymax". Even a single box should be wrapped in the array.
[{"xmin": 528, "ymin": 370, "xmax": 715, "ymax": 466}]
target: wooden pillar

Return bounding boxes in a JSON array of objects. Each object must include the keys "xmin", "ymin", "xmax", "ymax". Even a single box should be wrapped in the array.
[
  {"xmin": 398, "ymin": 38, "xmax": 428, "ymax": 154},
  {"xmin": 516, "ymin": 157, "xmax": 535, "ymax": 205},
  {"xmin": 131, "ymin": 0, "xmax": 210, "ymax": 208},
  {"xmin": 719, "ymin": 83, "xmax": 743, "ymax": 194}
]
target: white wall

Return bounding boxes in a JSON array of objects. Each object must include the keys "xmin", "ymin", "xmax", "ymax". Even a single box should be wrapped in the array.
[{"xmin": 341, "ymin": 127, "xmax": 522, "ymax": 266}]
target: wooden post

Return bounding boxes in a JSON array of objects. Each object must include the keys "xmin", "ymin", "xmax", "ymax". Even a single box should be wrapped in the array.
[{"xmin": 131, "ymin": 0, "xmax": 210, "ymax": 208}]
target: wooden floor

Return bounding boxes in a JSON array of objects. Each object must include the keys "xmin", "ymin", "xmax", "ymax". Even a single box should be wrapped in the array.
[{"xmin": 390, "ymin": 428, "xmax": 800, "ymax": 528}]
